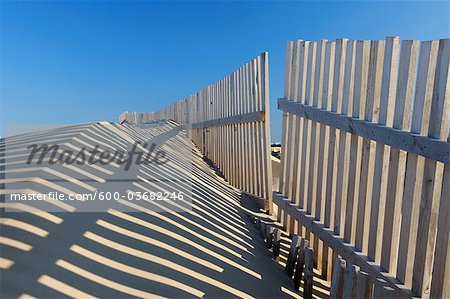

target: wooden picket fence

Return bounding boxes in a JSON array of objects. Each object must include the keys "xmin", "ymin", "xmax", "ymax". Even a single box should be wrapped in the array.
[
  {"xmin": 119, "ymin": 53, "xmax": 273, "ymax": 211},
  {"xmin": 274, "ymin": 36, "xmax": 450, "ymax": 298}
]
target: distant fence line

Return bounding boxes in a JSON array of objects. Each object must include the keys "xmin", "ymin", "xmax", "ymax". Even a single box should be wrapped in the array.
[
  {"xmin": 119, "ymin": 53, "xmax": 273, "ymax": 211},
  {"xmin": 275, "ymin": 37, "xmax": 450, "ymax": 298}
]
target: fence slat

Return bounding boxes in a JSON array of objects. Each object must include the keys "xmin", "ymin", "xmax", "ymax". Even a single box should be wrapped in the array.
[
  {"xmin": 329, "ymin": 258, "xmax": 345, "ymax": 299},
  {"xmin": 412, "ymin": 38, "xmax": 450, "ymax": 297},
  {"xmin": 342, "ymin": 262, "xmax": 357, "ymax": 298},
  {"xmin": 355, "ymin": 271, "xmax": 372, "ymax": 299},
  {"xmin": 430, "ymin": 163, "xmax": 450, "ymax": 298},
  {"xmin": 381, "ymin": 40, "xmax": 419, "ymax": 274},
  {"xmin": 333, "ymin": 40, "xmax": 355, "ymax": 238},
  {"xmin": 304, "ymin": 247, "xmax": 314, "ymax": 299},
  {"xmin": 345, "ymin": 40, "xmax": 370, "ymax": 244},
  {"xmin": 355, "ymin": 40, "xmax": 385, "ymax": 254},
  {"xmin": 367, "ymin": 36, "xmax": 400, "ymax": 262}
]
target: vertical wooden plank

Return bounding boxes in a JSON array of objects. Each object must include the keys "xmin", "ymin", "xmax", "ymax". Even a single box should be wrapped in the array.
[
  {"xmin": 316, "ymin": 41, "xmax": 335, "ymax": 276},
  {"xmin": 355, "ymin": 40, "xmax": 385, "ymax": 253},
  {"xmin": 344, "ymin": 40, "xmax": 370, "ymax": 244},
  {"xmin": 299, "ymin": 41, "xmax": 317, "ymax": 227},
  {"xmin": 231, "ymin": 74, "xmax": 236, "ymax": 186},
  {"xmin": 285, "ymin": 40, "xmax": 301, "ymax": 200},
  {"xmin": 272, "ymin": 228, "xmax": 282, "ymax": 258},
  {"xmin": 286, "ymin": 234, "xmax": 302, "ymax": 277},
  {"xmin": 430, "ymin": 163, "xmax": 450, "ymax": 298},
  {"xmin": 256, "ymin": 56, "xmax": 266, "ymax": 200},
  {"xmin": 233, "ymin": 73, "xmax": 239, "ymax": 186},
  {"xmin": 287, "ymin": 41, "xmax": 302, "ymax": 233},
  {"xmin": 242, "ymin": 69, "xmax": 247, "ymax": 191},
  {"xmin": 325, "ymin": 38, "xmax": 348, "ymax": 281},
  {"xmin": 279, "ymin": 41, "xmax": 295, "ymax": 195},
  {"xmin": 293, "ymin": 239, "xmax": 309, "ymax": 291},
  {"xmin": 342, "ymin": 262, "xmax": 357, "ymax": 298},
  {"xmin": 253, "ymin": 58, "xmax": 263, "ymax": 198},
  {"xmin": 308, "ymin": 39, "xmax": 327, "ymax": 217},
  {"xmin": 261, "ymin": 52, "xmax": 273, "ymax": 213},
  {"xmin": 252, "ymin": 58, "xmax": 262, "ymax": 198},
  {"xmin": 412, "ymin": 38, "xmax": 450, "ymax": 296},
  {"xmin": 277, "ymin": 43, "xmax": 294, "ymax": 222},
  {"xmin": 333, "ymin": 40, "xmax": 355, "ymax": 237},
  {"xmin": 300, "ymin": 40, "xmax": 317, "ymax": 215},
  {"xmin": 289, "ymin": 41, "xmax": 311, "ymax": 238},
  {"xmin": 226, "ymin": 78, "xmax": 230, "ymax": 180},
  {"xmin": 327, "ymin": 38, "xmax": 347, "ymax": 220},
  {"xmin": 367, "ymin": 37, "xmax": 400, "ymax": 262},
  {"xmin": 303, "ymin": 247, "xmax": 314, "ymax": 299},
  {"xmin": 249, "ymin": 61, "xmax": 257, "ymax": 195},
  {"xmin": 219, "ymin": 77, "xmax": 229, "ymax": 172},
  {"xmin": 220, "ymin": 80, "xmax": 224, "ymax": 169},
  {"xmin": 280, "ymin": 41, "xmax": 300, "ymax": 231},
  {"xmin": 254, "ymin": 57, "xmax": 264, "ymax": 198},
  {"xmin": 355, "ymin": 271, "xmax": 372, "ymax": 299},
  {"xmin": 222, "ymin": 79, "xmax": 226, "ymax": 177},
  {"xmin": 229, "ymin": 74, "xmax": 235, "ymax": 185},
  {"xmin": 226, "ymin": 77, "xmax": 231, "ymax": 182},
  {"xmin": 307, "ymin": 39, "xmax": 327, "ymax": 265},
  {"xmin": 291, "ymin": 41, "xmax": 309, "ymax": 209},
  {"xmin": 236, "ymin": 71, "xmax": 242, "ymax": 190},
  {"xmin": 373, "ymin": 279, "xmax": 396, "ymax": 299},
  {"xmin": 237, "ymin": 67, "xmax": 246, "ymax": 190},
  {"xmin": 381, "ymin": 40, "xmax": 419, "ymax": 274},
  {"xmin": 373, "ymin": 279, "xmax": 385, "ymax": 299},
  {"xmin": 245, "ymin": 62, "xmax": 256, "ymax": 195},
  {"xmin": 329, "ymin": 258, "xmax": 345, "ymax": 299}
]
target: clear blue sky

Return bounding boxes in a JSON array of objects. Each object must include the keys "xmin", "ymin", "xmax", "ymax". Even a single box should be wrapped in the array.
[{"xmin": 1, "ymin": 1, "xmax": 449, "ymax": 141}]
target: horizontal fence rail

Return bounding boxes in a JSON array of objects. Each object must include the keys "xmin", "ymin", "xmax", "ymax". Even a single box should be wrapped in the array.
[
  {"xmin": 276, "ymin": 37, "xmax": 450, "ymax": 298},
  {"xmin": 119, "ymin": 53, "xmax": 273, "ymax": 211}
]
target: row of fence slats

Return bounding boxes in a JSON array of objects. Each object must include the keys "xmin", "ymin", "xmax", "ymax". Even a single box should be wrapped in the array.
[
  {"xmin": 120, "ymin": 54, "xmax": 273, "ymax": 208},
  {"xmin": 277, "ymin": 37, "xmax": 450, "ymax": 298}
]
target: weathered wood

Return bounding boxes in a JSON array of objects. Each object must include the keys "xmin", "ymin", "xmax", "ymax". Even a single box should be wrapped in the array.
[
  {"xmin": 355, "ymin": 271, "xmax": 372, "ymax": 299},
  {"xmin": 285, "ymin": 234, "xmax": 302, "ymax": 277},
  {"xmin": 412, "ymin": 38, "xmax": 450, "ymax": 297},
  {"xmin": 367, "ymin": 36, "xmax": 400, "ymax": 263},
  {"xmin": 329, "ymin": 258, "xmax": 346, "ymax": 299},
  {"xmin": 381, "ymin": 40, "xmax": 419, "ymax": 274},
  {"xmin": 342, "ymin": 262, "xmax": 357, "ymax": 298},
  {"xmin": 373, "ymin": 279, "xmax": 397, "ymax": 299},
  {"xmin": 315, "ymin": 41, "xmax": 335, "ymax": 276},
  {"xmin": 346, "ymin": 40, "xmax": 370, "ymax": 246},
  {"xmin": 430, "ymin": 163, "xmax": 450, "ymax": 298},
  {"xmin": 277, "ymin": 99, "xmax": 450, "ymax": 165},
  {"xmin": 300, "ymin": 41, "xmax": 317, "ymax": 221},
  {"xmin": 293, "ymin": 238, "xmax": 309, "ymax": 291},
  {"xmin": 291, "ymin": 40, "xmax": 310, "ymax": 212},
  {"xmin": 323, "ymin": 38, "xmax": 347, "ymax": 281},
  {"xmin": 273, "ymin": 191, "xmax": 413, "ymax": 298},
  {"xmin": 274, "ymin": 37, "xmax": 450, "ymax": 297},
  {"xmin": 307, "ymin": 40, "xmax": 327, "ymax": 268},
  {"xmin": 266, "ymin": 226, "xmax": 275, "ymax": 249},
  {"xmin": 272, "ymin": 228, "xmax": 282, "ymax": 258},
  {"xmin": 333, "ymin": 40, "xmax": 355, "ymax": 239},
  {"xmin": 279, "ymin": 41, "xmax": 294, "ymax": 198},
  {"xmin": 303, "ymin": 247, "xmax": 314, "ymax": 299},
  {"xmin": 355, "ymin": 40, "xmax": 385, "ymax": 254},
  {"xmin": 396, "ymin": 40, "xmax": 439, "ymax": 288}
]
